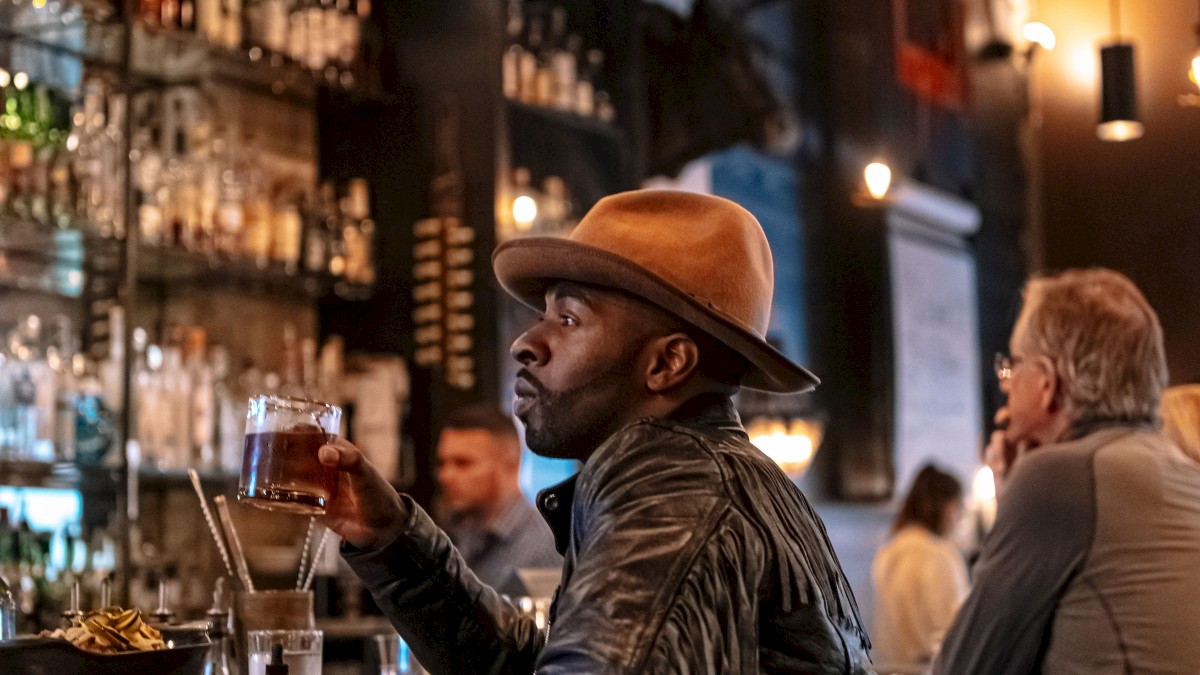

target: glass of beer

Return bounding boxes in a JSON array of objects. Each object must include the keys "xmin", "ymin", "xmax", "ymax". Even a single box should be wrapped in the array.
[{"xmin": 238, "ymin": 395, "xmax": 341, "ymax": 514}]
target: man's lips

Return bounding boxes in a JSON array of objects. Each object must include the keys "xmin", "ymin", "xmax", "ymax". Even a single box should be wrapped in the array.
[{"xmin": 514, "ymin": 370, "xmax": 541, "ymax": 416}]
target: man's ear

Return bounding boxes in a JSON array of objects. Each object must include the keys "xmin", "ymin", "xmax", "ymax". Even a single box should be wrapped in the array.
[
  {"xmin": 644, "ymin": 333, "xmax": 699, "ymax": 393},
  {"xmin": 1035, "ymin": 355, "xmax": 1063, "ymax": 413}
]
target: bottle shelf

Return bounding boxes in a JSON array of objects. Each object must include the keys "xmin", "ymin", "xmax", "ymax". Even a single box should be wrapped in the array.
[
  {"xmin": 506, "ymin": 100, "xmax": 623, "ymax": 147},
  {"xmin": 0, "ymin": 221, "xmax": 372, "ymax": 301},
  {"xmin": 136, "ymin": 244, "xmax": 373, "ymax": 301},
  {"xmin": 0, "ymin": 225, "xmax": 120, "ymax": 298},
  {"xmin": 0, "ymin": 459, "xmax": 239, "ymax": 492},
  {"xmin": 129, "ymin": 24, "xmax": 387, "ymax": 106},
  {"xmin": 0, "ymin": 20, "xmax": 125, "ymax": 73}
]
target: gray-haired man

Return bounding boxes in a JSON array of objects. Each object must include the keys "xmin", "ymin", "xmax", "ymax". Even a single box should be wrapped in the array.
[{"xmin": 935, "ymin": 268, "xmax": 1200, "ymax": 674}]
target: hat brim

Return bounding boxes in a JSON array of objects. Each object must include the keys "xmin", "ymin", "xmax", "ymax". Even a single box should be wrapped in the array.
[{"xmin": 493, "ymin": 237, "xmax": 820, "ymax": 393}]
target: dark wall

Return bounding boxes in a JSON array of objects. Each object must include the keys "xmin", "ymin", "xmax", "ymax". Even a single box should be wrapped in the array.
[
  {"xmin": 1035, "ymin": 0, "xmax": 1200, "ymax": 385},
  {"xmin": 796, "ymin": 0, "xmax": 1027, "ymax": 499}
]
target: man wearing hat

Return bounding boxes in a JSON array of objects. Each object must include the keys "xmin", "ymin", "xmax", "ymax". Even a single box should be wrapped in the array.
[{"xmin": 319, "ymin": 190, "xmax": 872, "ymax": 673}]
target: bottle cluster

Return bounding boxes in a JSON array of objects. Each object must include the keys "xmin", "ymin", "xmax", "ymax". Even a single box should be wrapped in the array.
[
  {"xmin": 131, "ymin": 86, "xmax": 376, "ymax": 284},
  {"xmin": 0, "ymin": 307, "xmax": 347, "ymax": 474},
  {"xmin": 497, "ymin": 166, "xmax": 578, "ymax": 239},
  {"xmin": 131, "ymin": 321, "xmax": 344, "ymax": 474},
  {"xmin": 138, "ymin": 0, "xmax": 373, "ymax": 88},
  {"xmin": 0, "ymin": 314, "xmax": 117, "ymax": 464},
  {"xmin": 501, "ymin": 2, "xmax": 616, "ymax": 123},
  {"xmin": 0, "ymin": 506, "xmax": 119, "ymax": 636},
  {"xmin": 0, "ymin": 74, "xmax": 127, "ymax": 237}
]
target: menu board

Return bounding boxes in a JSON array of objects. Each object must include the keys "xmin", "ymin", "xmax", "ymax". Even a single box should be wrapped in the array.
[{"xmin": 887, "ymin": 187, "xmax": 982, "ymax": 492}]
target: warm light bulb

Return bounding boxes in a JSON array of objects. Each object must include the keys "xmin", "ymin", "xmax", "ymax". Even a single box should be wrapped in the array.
[
  {"xmin": 1097, "ymin": 120, "xmax": 1144, "ymax": 141},
  {"xmin": 13, "ymin": 72, "xmax": 28, "ymax": 90},
  {"xmin": 0, "ymin": 69, "xmax": 9, "ymax": 88},
  {"xmin": 1190, "ymin": 51, "xmax": 1200, "ymax": 88},
  {"xmin": 33, "ymin": 0, "xmax": 46, "ymax": 7},
  {"xmin": 512, "ymin": 195, "xmax": 538, "ymax": 230},
  {"xmin": 973, "ymin": 466, "xmax": 996, "ymax": 504},
  {"xmin": 1022, "ymin": 22, "xmax": 1056, "ymax": 51},
  {"xmin": 864, "ymin": 162, "xmax": 892, "ymax": 200}
]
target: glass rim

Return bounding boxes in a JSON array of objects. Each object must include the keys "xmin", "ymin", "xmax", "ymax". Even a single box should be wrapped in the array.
[
  {"xmin": 247, "ymin": 629, "xmax": 324, "ymax": 637},
  {"xmin": 248, "ymin": 393, "xmax": 341, "ymax": 414}
]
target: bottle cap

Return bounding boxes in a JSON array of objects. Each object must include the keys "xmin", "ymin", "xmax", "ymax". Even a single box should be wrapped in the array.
[{"xmin": 266, "ymin": 642, "xmax": 289, "ymax": 675}]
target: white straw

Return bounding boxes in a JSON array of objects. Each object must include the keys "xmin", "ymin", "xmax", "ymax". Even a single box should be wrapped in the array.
[
  {"xmin": 188, "ymin": 469, "xmax": 236, "ymax": 580},
  {"xmin": 296, "ymin": 517, "xmax": 316, "ymax": 591},
  {"xmin": 302, "ymin": 528, "xmax": 330, "ymax": 592},
  {"xmin": 214, "ymin": 495, "xmax": 256, "ymax": 592}
]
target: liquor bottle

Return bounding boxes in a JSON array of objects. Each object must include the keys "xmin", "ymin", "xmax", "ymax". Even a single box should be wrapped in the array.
[
  {"xmin": 47, "ymin": 315, "xmax": 77, "ymax": 462},
  {"xmin": 164, "ymin": 98, "xmax": 199, "ymax": 248},
  {"xmin": 322, "ymin": 0, "xmax": 342, "ymax": 73},
  {"xmin": 132, "ymin": 328, "xmax": 159, "ymax": 464},
  {"xmin": 341, "ymin": 178, "xmax": 374, "ymax": 284},
  {"xmin": 279, "ymin": 323, "xmax": 305, "ymax": 399},
  {"xmin": 554, "ymin": 33, "xmax": 581, "ymax": 112},
  {"xmin": 214, "ymin": 131, "xmax": 245, "ymax": 257},
  {"xmin": 304, "ymin": 0, "xmax": 327, "ymax": 72},
  {"xmin": 72, "ymin": 355, "xmax": 114, "ymax": 466},
  {"xmin": 576, "ymin": 49, "xmax": 604, "ymax": 118},
  {"xmin": 0, "ymin": 562, "xmax": 14, "ymax": 640},
  {"xmin": 137, "ymin": 0, "xmax": 160, "ymax": 25},
  {"xmin": 261, "ymin": 0, "xmax": 289, "ymax": 54},
  {"xmin": 535, "ymin": 9, "xmax": 561, "ymax": 107},
  {"xmin": 271, "ymin": 189, "xmax": 302, "ymax": 271},
  {"xmin": 240, "ymin": 150, "xmax": 272, "ymax": 267},
  {"xmin": 287, "ymin": 4, "xmax": 308, "ymax": 65},
  {"xmin": 209, "ymin": 345, "xmax": 241, "ymax": 473},
  {"xmin": 196, "ymin": 0, "xmax": 222, "ymax": 41},
  {"xmin": 133, "ymin": 123, "xmax": 165, "ymax": 247},
  {"xmin": 518, "ymin": 16, "xmax": 542, "ymax": 105},
  {"xmin": 202, "ymin": 579, "xmax": 234, "ymax": 675},
  {"xmin": 222, "ymin": 0, "xmax": 243, "ymax": 49},
  {"xmin": 301, "ymin": 187, "xmax": 329, "ymax": 274},
  {"xmin": 336, "ymin": 0, "xmax": 360, "ymax": 69},
  {"xmin": 501, "ymin": 0, "xmax": 524, "ymax": 100},
  {"xmin": 159, "ymin": 335, "xmax": 192, "ymax": 469},
  {"xmin": 185, "ymin": 328, "xmax": 215, "ymax": 469},
  {"xmin": 321, "ymin": 181, "xmax": 346, "ymax": 278}
]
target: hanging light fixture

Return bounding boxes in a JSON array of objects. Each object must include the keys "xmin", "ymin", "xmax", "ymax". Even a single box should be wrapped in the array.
[{"xmin": 1097, "ymin": 0, "xmax": 1143, "ymax": 141}]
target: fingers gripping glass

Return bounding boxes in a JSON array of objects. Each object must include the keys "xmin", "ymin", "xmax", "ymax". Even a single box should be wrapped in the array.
[{"xmin": 993, "ymin": 353, "xmax": 1025, "ymax": 382}]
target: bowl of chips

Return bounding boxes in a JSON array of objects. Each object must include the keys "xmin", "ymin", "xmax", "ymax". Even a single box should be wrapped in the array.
[{"xmin": 0, "ymin": 607, "xmax": 211, "ymax": 675}]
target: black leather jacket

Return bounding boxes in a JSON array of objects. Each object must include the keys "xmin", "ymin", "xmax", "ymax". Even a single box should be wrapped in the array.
[{"xmin": 344, "ymin": 395, "xmax": 872, "ymax": 674}]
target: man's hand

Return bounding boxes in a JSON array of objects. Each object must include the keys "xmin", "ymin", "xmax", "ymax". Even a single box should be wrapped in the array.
[
  {"xmin": 985, "ymin": 407, "xmax": 1037, "ymax": 498},
  {"xmin": 319, "ymin": 437, "xmax": 409, "ymax": 550}
]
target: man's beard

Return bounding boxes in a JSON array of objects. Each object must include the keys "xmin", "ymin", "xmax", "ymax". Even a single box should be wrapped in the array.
[{"xmin": 519, "ymin": 370, "xmax": 635, "ymax": 461}]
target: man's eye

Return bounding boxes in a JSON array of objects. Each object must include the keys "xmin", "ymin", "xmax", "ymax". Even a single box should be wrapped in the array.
[{"xmin": 560, "ymin": 315, "xmax": 578, "ymax": 327}]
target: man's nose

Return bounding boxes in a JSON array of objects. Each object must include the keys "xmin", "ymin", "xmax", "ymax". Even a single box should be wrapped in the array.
[{"xmin": 510, "ymin": 326, "xmax": 547, "ymax": 366}]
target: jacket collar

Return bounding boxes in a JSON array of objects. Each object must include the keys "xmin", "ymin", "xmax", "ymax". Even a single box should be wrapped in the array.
[{"xmin": 534, "ymin": 394, "xmax": 743, "ymax": 554}]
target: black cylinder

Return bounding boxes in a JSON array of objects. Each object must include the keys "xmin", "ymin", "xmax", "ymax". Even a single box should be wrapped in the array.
[{"xmin": 1100, "ymin": 43, "xmax": 1138, "ymax": 124}]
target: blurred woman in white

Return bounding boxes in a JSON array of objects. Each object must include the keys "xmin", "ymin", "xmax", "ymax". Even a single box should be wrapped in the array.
[{"xmin": 871, "ymin": 464, "xmax": 969, "ymax": 672}]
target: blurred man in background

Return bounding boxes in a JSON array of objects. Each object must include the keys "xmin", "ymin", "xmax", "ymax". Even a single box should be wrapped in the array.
[
  {"xmin": 936, "ymin": 268, "xmax": 1200, "ymax": 674},
  {"xmin": 436, "ymin": 404, "xmax": 560, "ymax": 591}
]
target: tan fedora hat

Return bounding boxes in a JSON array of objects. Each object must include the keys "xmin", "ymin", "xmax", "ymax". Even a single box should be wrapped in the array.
[{"xmin": 492, "ymin": 189, "xmax": 819, "ymax": 393}]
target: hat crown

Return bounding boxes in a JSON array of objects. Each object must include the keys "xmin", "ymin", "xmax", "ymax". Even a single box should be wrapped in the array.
[{"xmin": 569, "ymin": 190, "xmax": 774, "ymax": 336}]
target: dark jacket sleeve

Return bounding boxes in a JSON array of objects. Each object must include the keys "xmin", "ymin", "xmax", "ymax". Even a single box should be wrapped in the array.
[
  {"xmin": 933, "ymin": 449, "xmax": 1094, "ymax": 675},
  {"xmin": 535, "ymin": 423, "xmax": 746, "ymax": 674},
  {"xmin": 342, "ymin": 495, "xmax": 544, "ymax": 675}
]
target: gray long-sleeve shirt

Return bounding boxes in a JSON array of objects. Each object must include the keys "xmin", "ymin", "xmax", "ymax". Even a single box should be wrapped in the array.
[{"xmin": 934, "ymin": 425, "xmax": 1200, "ymax": 675}]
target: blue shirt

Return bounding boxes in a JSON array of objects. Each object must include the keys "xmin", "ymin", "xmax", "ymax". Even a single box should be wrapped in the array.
[{"xmin": 447, "ymin": 494, "xmax": 562, "ymax": 592}]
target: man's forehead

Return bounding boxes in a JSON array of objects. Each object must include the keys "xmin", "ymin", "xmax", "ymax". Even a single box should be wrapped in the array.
[{"xmin": 546, "ymin": 280, "xmax": 602, "ymax": 303}]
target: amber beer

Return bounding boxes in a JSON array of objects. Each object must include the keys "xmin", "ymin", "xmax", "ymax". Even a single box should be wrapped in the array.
[{"xmin": 238, "ymin": 395, "xmax": 341, "ymax": 514}]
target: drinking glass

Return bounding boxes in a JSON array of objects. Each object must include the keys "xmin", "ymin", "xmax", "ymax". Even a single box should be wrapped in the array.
[
  {"xmin": 238, "ymin": 395, "xmax": 341, "ymax": 514},
  {"xmin": 247, "ymin": 629, "xmax": 323, "ymax": 675},
  {"xmin": 374, "ymin": 632, "xmax": 425, "ymax": 675}
]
